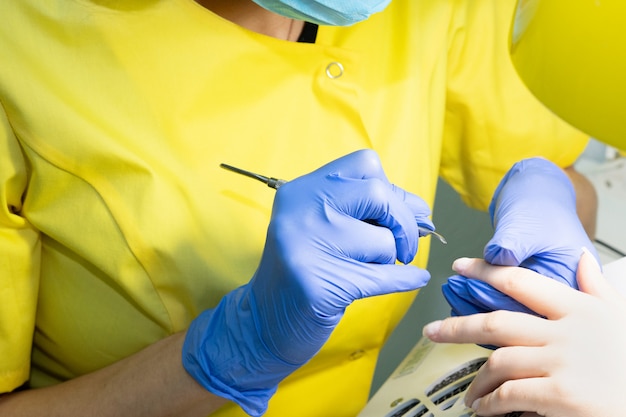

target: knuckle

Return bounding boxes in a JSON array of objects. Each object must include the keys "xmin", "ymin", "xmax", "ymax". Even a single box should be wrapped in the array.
[
  {"xmin": 357, "ymin": 148, "xmax": 382, "ymax": 168},
  {"xmin": 484, "ymin": 347, "xmax": 506, "ymax": 371},
  {"xmin": 438, "ymin": 317, "xmax": 467, "ymax": 340},
  {"xmin": 492, "ymin": 273, "xmax": 527, "ymax": 299},
  {"xmin": 437, "ymin": 317, "xmax": 457, "ymax": 333},
  {"xmin": 481, "ymin": 311, "xmax": 505, "ymax": 334},
  {"xmin": 549, "ymin": 379, "xmax": 572, "ymax": 400},
  {"xmin": 493, "ymin": 380, "xmax": 516, "ymax": 403},
  {"xmin": 350, "ymin": 149, "xmax": 385, "ymax": 179},
  {"xmin": 367, "ymin": 178, "xmax": 389, "ymax": 202}
]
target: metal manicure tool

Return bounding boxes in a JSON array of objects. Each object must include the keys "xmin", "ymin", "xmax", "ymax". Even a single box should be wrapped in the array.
[
  {"xmin": 220, "ymin": 163, "xmax": 287, "ymax": 190},
  {"xmin": 220, "ymin": 163, "xmax": 447, "ymax": 244}
]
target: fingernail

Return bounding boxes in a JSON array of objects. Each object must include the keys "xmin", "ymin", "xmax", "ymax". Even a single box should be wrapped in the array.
[
  {"xmin": 452, "ymin": 257, "xmax": 471, "ymax": 272},
  {"xmin": 422, "ymin": 320, "xmax": 442, "ymax": 339},
  {"xmin": 470, "ymin": 397, "xmax": 481, "ymax": 411},
  {"xmin": 581, "ymin": 246, "xmax": 601, "ymax": 271}
]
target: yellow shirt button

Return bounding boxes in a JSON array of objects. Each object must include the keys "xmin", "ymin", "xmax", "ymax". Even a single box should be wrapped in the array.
[
  {"xmin": 349, "ymin": 349, "xmax": 365, "ymax": 360},
  {"xmin": 326, "ymin": 62, "xmax": 344, "ymax": 79}
]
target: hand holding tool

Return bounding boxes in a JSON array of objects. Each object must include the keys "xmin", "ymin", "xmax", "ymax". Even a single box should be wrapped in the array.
[
  {"xmin": 219, "ymin": 162, "xmax": 447, "ymax": 244},
  {"xmin": 183, "ymin": 150, "xmax": 433, "ymax": 415}
]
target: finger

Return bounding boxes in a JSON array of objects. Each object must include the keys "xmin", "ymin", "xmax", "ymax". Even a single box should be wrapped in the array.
[
  {"xmin": 316, "ymin": 149, "xmax": 429, "ymax": 263},
  {"xmin": 464, "ymin": 279, "xmax": 537, "ymax": 315},
  {"xmin": 325, "ymin": 175, "xmax": 419, "ymax": 264},
  {"xmin": 339, "ymin": 262, "xmax": 431, "ymax": 300},
  {"xmin": 441, "ymin": 275, "xmax": 536, "ymax": 318},
  {"xmin": 318, "ymin": 149, "xmax": 391, "ymax": 182},
  {"xmin": 577, "ymin": 248, "xmax": 616, "ymax": 300},
  {"xmin": 330, "ymin": 216, "xmax": 398, "ymax": 265},
  {"xmin": 484, "ymin": 228, "xmax": 533, "ymax": 266},
  {"xmin": 423, "ymin": 310, "xmax": 549, "ymax": 347},
  {"xmin": 471, "ymin": 378, "xmax": 557, "ymax": 417},
  {"xmin": 444, "ymin": 273, "xmax": 537, "ymax": 317},
  {"xmin": 310, "ymin": 149, "xmax": 426, "ymax": 263},
  {"xmin": 442, "ymin": 277, "xmax": 487, "ymax": 316},
  {"xmin": 376, "ymin": 263, "xmax": 431, "ymax": 294},
  {"xmin": 465, "ymin": 346, "xmax": 555, "ymax": 405},
  {"xmin": 389, "ymin": 183, "xmax": 434, "ymax": 231},
  {"xmin": 452, "ymin": 258, "xmax": 586, "ymax": 318},
  {"xmin": 577, "ymin": 249, "xmax": 626, "ymax": 315}
]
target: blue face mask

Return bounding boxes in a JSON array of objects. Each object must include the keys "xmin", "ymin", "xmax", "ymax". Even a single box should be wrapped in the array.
[{"xmin": 251, "ymin": 0, "xmax": 392, "ymax": 26}]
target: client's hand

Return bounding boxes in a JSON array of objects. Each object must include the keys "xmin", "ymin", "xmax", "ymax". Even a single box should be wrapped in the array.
[{"xmin": 424, "ymin": 252, "xmax": 626, "ymax": 417}]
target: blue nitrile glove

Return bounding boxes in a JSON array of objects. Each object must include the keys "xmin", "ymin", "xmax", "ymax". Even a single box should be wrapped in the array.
[
  {"xmin": 183, "ymin": 150, "xmax": 433, "ymax": 416},
  {"xmin": 442, "ymin": 157, "xmax": 599, "ymax": 317}
]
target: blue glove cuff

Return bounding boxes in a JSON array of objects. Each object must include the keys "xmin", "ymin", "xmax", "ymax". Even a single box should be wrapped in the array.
[
  {"xmin": 182, "ymin": 308, "xmax": 272, "ymax": 416},
  {"xmin": 182, "ymin": 286, "xmax": 299, "ymax": 416}
]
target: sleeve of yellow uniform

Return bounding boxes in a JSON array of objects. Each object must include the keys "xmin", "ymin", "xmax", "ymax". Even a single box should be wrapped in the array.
[
  {"xmin": 440, "ymin": 0, "xmax": 590, "ymax": 211},
  {"xmin": 0, "ymin": 102, "xmax": 41, "ymax": 392}
]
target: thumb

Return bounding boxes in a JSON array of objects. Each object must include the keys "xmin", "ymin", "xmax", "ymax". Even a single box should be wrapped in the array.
[
  {"xmin": 346, "ymin": 263, "xmax": 431, "ymax": 300},
  {"xmin": 484, "ymin": 230, "xmax": 530, "ymax": 266},
  {"xmin": 577, "ymin": 247, "xmax": 609, "ymax": 298}
]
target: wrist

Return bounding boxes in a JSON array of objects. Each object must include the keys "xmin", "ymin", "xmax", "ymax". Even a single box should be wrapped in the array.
[{"xmin": 181, "ymin": 285, "xmax": 296, "ymax": 417}]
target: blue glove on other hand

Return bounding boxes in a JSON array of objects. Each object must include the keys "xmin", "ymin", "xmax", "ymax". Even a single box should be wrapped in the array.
[
  {"xmin": 443, "ymin": 157, "xmax": 599, "ymax": 317},
  {"xmin": 183, "ymin": 150, "xmax": 433, "ymax": 416}
]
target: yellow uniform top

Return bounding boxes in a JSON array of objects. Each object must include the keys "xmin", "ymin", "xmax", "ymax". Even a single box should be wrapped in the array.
[{"xmin": 0, "ymin": 0, "xmax": 586, "ymax": 415}]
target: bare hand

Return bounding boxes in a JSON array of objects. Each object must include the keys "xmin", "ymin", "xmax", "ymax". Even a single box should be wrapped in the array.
[{"xmin": 423, "ymin": 250, "xmax": 626, "ymax": 417}]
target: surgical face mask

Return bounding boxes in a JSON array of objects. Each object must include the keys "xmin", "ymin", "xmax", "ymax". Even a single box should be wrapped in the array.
[{"xmin": 251, "ymin": 0, "xmax": 392, "ymax": 26}]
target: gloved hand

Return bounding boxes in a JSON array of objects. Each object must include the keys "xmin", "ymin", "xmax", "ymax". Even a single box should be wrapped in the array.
[
  {"xmin": 183, "ymin": 150, "xmax": 433, "ymax": 416},
  {"xmin": 443, "ymin": 157, "xmax": 599, "ymax": 317}
]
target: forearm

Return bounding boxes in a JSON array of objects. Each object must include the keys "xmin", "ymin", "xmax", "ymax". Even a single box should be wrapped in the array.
[
  {"xmin": 0, "ymin": 332, "xmax": 227, "ymax": 417},
  {"xmin": 564, "ymin": 165, "xmax": 598, "ymax": 240}
]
